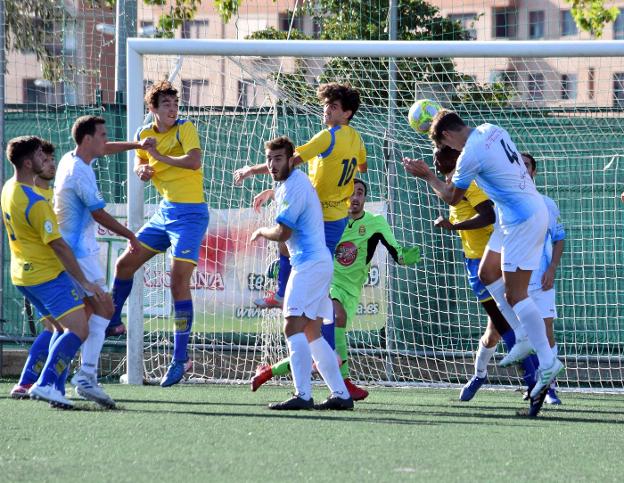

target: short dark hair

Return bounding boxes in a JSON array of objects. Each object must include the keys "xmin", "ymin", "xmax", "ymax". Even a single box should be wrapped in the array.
[
  {"xmin": 41, "ymin": 140, "xmax": 55, "ymax": 156},
  {"xmin": 6, "ymin": 136, "xmax": 43, "ymax": 169},
  {"xmin": 317, "ymin": 83, "xmax": 361, "ymax": 120},
  {"xmin": 521, "ymin": 152, "xmax": 537, "ymax": 172},
  {"xmin": 72, "ymin": 115, "xmax": 106, "ymax": 145},
  {"xmin": 433, "ymin": 146, "xmax": 460, "ymax": 175},
  {"xmin": 429, "ymin": 109, "xmax": 466, "ymax": 146},
  {"xmin": 264, "ymin": 135, "xmax": 295, "ymax": 159},
  {"xmin": 353, "ymin": 178, "xmax": 367, "ymax": 196},
  {"xmin": 145, "ymin": 80, "xmax": 179, "ymax": 108}
]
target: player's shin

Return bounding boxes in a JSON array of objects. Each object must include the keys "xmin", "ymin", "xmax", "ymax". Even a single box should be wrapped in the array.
[
  {"xmin": 512, "ymin": 298, "xmax": 554, "ymax": 367},
  {"xmin": 309, "ymin": 337, "xmax": 350, "ymax": 399},
  {"xmin": 334, "ymin": 327, "xmax": 349, "ymax": 378},
  {"xmin": 173, "ymin": 300, "xmax": 193, "ymax": 361},
  {"xmin": 485, "ymin": 278, "xmax": 528, "ymax": 340},
  {"xmin": 108, "ymin": 277, "xmax": 133, "ymax": 328},
  {"xmin": 18, "ymin": 329, "xmax": 53, "ymax": 386},
  {"xmin": 286, "ymin": 333, "xmax": 313, "ymax": 400},
  {"xmin": 80, "ymin": 314, "xmax": 109, "ymax": 375},
  {"xmin": 475, "ymin": 340, "xmax": 496, "ymax": 378},
  {"xmin": 37, "ymin": 332, "xmax": 82, "ymax": 387}
]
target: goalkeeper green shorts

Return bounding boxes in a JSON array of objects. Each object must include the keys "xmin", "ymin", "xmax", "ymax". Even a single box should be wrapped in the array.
[{"xmin": 329, "ymin": 285, "xmax": 359, "ymax": 327}]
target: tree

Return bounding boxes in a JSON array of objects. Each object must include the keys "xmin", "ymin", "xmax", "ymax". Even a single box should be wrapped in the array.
[
  {"xmin": 565, "ymin": 0, "xmax": 619, "ymax": 38},
  {"xmin": 6, "ymin": 0, "xmax": 202, "ymax": 81}
]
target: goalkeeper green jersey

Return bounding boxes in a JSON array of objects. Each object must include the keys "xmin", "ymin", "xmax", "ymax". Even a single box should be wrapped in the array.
[{"xmin": 332, "ymin": 211, "xmax": 420, "ymax": 298}]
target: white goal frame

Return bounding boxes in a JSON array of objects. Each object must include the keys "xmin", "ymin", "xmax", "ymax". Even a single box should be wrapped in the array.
[{"xmin": 125, "ymin": 38, "xmax": 624, "ymax": 385}]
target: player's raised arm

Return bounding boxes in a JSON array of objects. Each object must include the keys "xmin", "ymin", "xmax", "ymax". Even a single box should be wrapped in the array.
[
  {"xmin": 233, "ymin": 162, "xmax": 270, "ymax": 185},
  {"xmin": 403, "ymin": 156, "xmax": 466, "ymax": 205}
]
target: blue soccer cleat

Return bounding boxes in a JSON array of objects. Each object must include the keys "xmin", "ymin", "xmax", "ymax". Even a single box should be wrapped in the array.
[
  {"xmin": 160, "ymin": 359, "xmax": 192, "ymax": 387},
  {"xmin": 545, "ymin": 387, "xmax": 562, "ymax": 405},
  {"xmin": 459, "ymin": 375, "xmax": 487, "ymax": 401}
]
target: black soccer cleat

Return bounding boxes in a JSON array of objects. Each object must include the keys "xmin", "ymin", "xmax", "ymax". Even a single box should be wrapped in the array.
[
  {"xmin": 268, "ymin": 395, "xmax": 314, "ymax": 410},
  {"xmin": 314, "ymin": 395, "xmax": 354, "ymax": 411},
  {"xmin": 527, "ymin": 384, "xmax": 550, "ymax": 418}
]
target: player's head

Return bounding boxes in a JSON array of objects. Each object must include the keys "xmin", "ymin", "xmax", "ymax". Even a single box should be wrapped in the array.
[
  {"xmin": 72, "ymin": 115, "xmax": 108, "ymax": 156},
  {"xmin": 433, "ymin": 145, "xmax": 460, "ymax": 180},
  {"xmin": 317, "ymin": 83, "xmax": 360, "ymax": 125},
  {"xmin": 6, "ymin": 136, "xmax": 45, "ymax": 174},
  {"xmin": 349, "ymin": 178, "xmax": 367, "ymax": 217},
  {"xmin": 145, "ymin": 80, "xmax": 179, "ymax": 129},
  {"xmin": 39, "ymin": 140, "xmax": 56, "ymax": 181},
  {"xmin": 429, "ymin": 109, "xmax": 468, "ymax": 151},
  {"xmin": 265, "ymin": 135, "xmax": 296, "ymax": 182},
  {"xmin": 522, "ymin": 152, "xmax": 537, "ymax": 179}
]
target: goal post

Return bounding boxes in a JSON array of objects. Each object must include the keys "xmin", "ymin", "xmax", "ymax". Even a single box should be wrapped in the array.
[{"xmin": 125, "ymin": 38, "xmax": 624, "ymax": 389}]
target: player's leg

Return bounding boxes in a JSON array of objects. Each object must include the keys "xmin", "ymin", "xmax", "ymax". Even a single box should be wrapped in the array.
[
  {"xmin": 460, "ymin": 315, "xmax": 498, "ymax": 401},
  {"xmin": 255, "ymin": 242, "xmax": 289, "ymax": 309}
]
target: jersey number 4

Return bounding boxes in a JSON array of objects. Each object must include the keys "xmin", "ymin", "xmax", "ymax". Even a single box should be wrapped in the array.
[
  {"xmin": 338, "ymin": 158, "xmax": 357, "ymax": 187},
  {"xmin": 500, "ymin": 139, "xmax": 520, "ymax": 165}
]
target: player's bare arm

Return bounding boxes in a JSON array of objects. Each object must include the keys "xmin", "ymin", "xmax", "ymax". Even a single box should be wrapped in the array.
[
  {"xmin": 402, "ymin": 157, "xmax": 466, "ymax": 205},
  {"xmin": 91, "ymin": 209, "xmax": 140, "ymax": 253},
  {"xmin": 542, "ymin": 238, "xmax": 564, "ymax": 290},
  {"xmin": 434, "ymin": 200, "xmax": 495, "ymax": 231},
  {"xmin": 48, "ymin": 237, "xmax": 105, "ymax": 300},
  {"xmin": 250, "ymin": 223, "xmax": 292, "ymax": 243},
  {"xmin": 103, "ymin": 137, "xmax": 156, "ymax": 155},
  {"xmin": 145, "ymin": 144, "xmax": 201, "ymax": 170},
  {"xmin": 233, "ymin": 163, "xmax": 270, "ymax": 184}
]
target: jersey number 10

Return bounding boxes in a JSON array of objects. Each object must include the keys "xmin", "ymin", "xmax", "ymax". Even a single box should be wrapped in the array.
[{"xmin": 338, "ymin": 158, "xmax": 358, "ymax": 187}]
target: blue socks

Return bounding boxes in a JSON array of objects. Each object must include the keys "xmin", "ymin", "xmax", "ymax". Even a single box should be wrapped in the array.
[
  {"xmin": 501, "ymin": 329, "xmax": 536, "ymax": 387},
  {"xmin": 173, "ymin": 300, "xmax": 193, "ymax": 362},
  {"xmin": 108, "ymin": 277, "xmax": 134, "ymax": 328},
  {"xmin": 276, "ymin": 254, "xmax": 292, "ymax": 299},
  {"xmin": 18, "ymin": 329, "xmax": 52, "ymax": 386},
  {"xmin": 38, "ymin": 331, "xmax": 82, "ymax": 388}
]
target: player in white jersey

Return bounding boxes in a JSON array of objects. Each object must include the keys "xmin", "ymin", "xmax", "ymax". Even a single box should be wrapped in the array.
[
  {"xmin": 403, "ymin": 110, "xmax": 563, "ymax": 414},
  {"xmin": 522, "ymin": 153, "xmax": 565, "ymax": 405},
  {"xmin": 54, "ymin": 115, "xmax": 150, "ymax": 407},
  {"xmin": 250, "ymin": 136, "xmax": 353, "ymax": 410}
]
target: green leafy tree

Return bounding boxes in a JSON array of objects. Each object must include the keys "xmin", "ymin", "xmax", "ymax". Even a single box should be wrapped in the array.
[{"xmin": 565, "ymin": 0, "xmax": 619, "ymax": 38}]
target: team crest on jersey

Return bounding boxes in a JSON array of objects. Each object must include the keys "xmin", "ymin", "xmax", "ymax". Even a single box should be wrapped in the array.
[
  {"xmin": 335, "ymin": 241, "xmax": 357, "ymax": 266},
  {"xmin": 358, "ymin": 225, "xmax": 366, "ymax": 236},
  {"xmin": 44, "ymin": 220, "xmax": 53, "ymax": 234}
]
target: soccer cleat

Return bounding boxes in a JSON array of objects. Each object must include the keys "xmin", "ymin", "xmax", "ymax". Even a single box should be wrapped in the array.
[
  {"xmin": 254, "ymin": 291, "xmax": 283, "ymax": 309},
  {"xmin": 343, "ymin": 378, "xmax": 369, "ymax": 401},
  {"xmin": 268, "ymin": 394, "xmax": 314, "ymax": 410},
  {"xmin": 10, "ymin": 383, "xmax": 33, "ymax": 399},
  {"xmin": 71, "ymin": 371, "xmax": 116, "ymax": 409},
  {"xmin": 527, "ymin": 384, "xmax": 550, "ymax": 417},
  {"xmin": 530, "ymin": 358, "xmax": 565, "ymax": 398},
  {"xmin": 499, "ymin": 338, "xmax": 534, "ymax": 367},
  {"xmin": 314, "ymin": 395, "xmax": 354, "ymax": 410},
  {"xmin": 545, "ymin": 387, "xmax": 562, "ymax": 405},
  {"xmin": 105, "ymin": 323, "xmax": 126, "ymax": 338},
  {"xmin": 28, "ymin": 384, "xmax": 74, "ymax": 409},
  {"xmin": 160, "ymin": 359, "xmax": 193, "ymax": 387},
  {"xmin": 459, "ymin": 375, "xmax": 487, "ymax": 402},
  {"xmin": 251, "ymin": 364, "xmax": 273, "ymax": 392}
]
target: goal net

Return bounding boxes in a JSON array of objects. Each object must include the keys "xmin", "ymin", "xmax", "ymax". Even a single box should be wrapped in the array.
[{"xmin": 119, "ymin": 39, "xmax": 624, "ymax": 391}]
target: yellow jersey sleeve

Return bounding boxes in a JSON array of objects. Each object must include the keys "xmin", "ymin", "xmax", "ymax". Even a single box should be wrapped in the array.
[
  {"xmin": 464, "ymin": 182, "xmax": 490, "ymax": 209},
  {"xmin": 29, "ymin": 199, "xmax": 63, "ymax": 246},
  {"xmin": 296, "ymin": 130, "xmax": 332, "ymax": 162},
  {"xmin": 178, "ymin": 120, "xmax": 201, "ymax": 154}
]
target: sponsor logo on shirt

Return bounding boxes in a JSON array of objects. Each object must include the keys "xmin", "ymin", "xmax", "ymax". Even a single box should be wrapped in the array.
[
  {"xmin": 335, "ymin": 241, "xmax": 357, "ymax": 267},
  {"xmin": 44, "ymin": 220, "xmax": 53, "ymax": 234}
]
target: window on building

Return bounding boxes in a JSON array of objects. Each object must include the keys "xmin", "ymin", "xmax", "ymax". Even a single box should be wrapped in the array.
[
  {"xmin": 528, "ymin": 73, "xmax": 545, "ymax": 101},
  {"xmin": 493, "ymin": 8, "xmax": 517, "ymax": 38},
  {"xmin": 529, "ymin": 11, "xmax": 545, "ymax": 39},
  {"xmin": 279, "ymin": 12, "xmax": 304, "ymax": 32},
  {"xmin": 561, "ymin": 74, "xmax": 577, "ymax": 100},
  {"xmin": 181, "ymin": 80, "xmax": 210, "ymax": 106},
  {"xmin": 182, "ymin": 20, "xmax": 210, "ymax": 39},
  {"xmin": 238, "ymin": 79, "xmax": 258, "ymax": 107},
  {"xmin": 588, "ymin": 67, "xmax": 595, "ymax": 100},
  {"xmin": 448, "ymin": 13, "xmax": 478, "ymax": 40},
  {"xmin": 560, "ymin": 10, "xmax": 578, "ymax": 36},
  {"xmin": 615, "ymin": 10, "xmax": 624, "ymax": 40},
  {"xmin": 23, "ymin": 79, "xmax": 52, "ymax": 104},
  {"xmin": 614, "ymin": 73, "xmax": 624, "ymax": 108}
]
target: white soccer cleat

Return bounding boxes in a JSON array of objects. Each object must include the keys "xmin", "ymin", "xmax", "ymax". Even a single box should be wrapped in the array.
[
  {"xmin": 530, "ymin": 358, "xmax": 565, "ymax": 399},
  {"xmin": 499, "ymin": 337, "xmax": 534, "ymax": 367},
  {"xmin": 71, "ymin": 370, "xmax": 116, "ymax": 409},
  {"xmin": 28, "ymin": 384, "xmax": 74, "ymax": 409}
]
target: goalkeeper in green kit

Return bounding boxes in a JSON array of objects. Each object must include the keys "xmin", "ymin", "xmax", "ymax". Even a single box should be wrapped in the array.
[{"xmin": 251, "ymin": 178, "xmax": 421, "ymax": 400}]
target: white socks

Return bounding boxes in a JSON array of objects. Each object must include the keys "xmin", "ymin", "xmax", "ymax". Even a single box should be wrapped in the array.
[
  {"xmin": 309, "ymin": 337, "xmax": 349, "ymax": 399},
  {"xmin": 80, "ymin": 314, "xmax": 109, "ymax": 377},
  {"xmin": 287, "ymin": 333, "xmax": 312, "ymax": 400},
  {"xmin": 513, "ymin": 298, "xmax": 554, "ymax": 368},
  {"xmin": 485, "ymin": 278, "xmax": 528, "ymax": 340},
  {"xmin": 475, "ymin": 340, "xmax": 496, "ymax": 378}
]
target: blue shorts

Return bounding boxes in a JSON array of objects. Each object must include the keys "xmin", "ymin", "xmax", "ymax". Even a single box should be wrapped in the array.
[
  {"xmin": 16, "ymin": 272, "xmax": 84, "ymax": 321},
  {"xmin": 464, "ymin": 258, "xmax": 492, "ymax": 303},
  {"xmin": 138, "ymin": 200, "xmax": 209, "ymax": 264},
  {"xmin": 324, "ymin": 217, "xmax": 349, "ymax": 255}
]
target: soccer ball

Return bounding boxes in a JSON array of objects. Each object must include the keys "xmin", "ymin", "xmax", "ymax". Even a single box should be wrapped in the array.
[{"xmin": 407, "ymin": 99, "xmax": 443, "ymax": 134}]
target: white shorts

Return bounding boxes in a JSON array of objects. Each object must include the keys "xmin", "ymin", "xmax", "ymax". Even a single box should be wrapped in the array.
[
  {"xmin": 529, "ymin": 286, "xmax": 557, "ymax": 320},
  {"xmin": 68, "ymin": 255, "xmax": 108, "ymax": 298},
  {"xmin": 284, "ymin": 258, "xmax": 333, "ymax": 322},
  {"xmin": 485, "ymin": 210, "xmax": 547, "ymax": 272}
]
